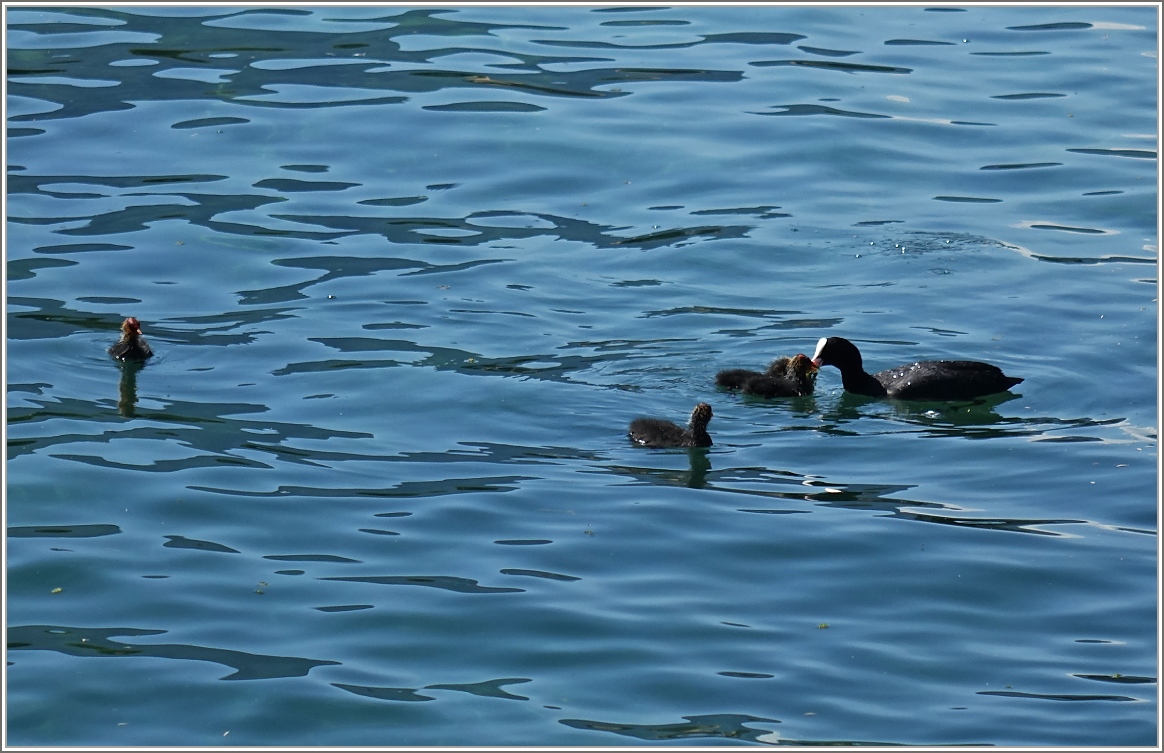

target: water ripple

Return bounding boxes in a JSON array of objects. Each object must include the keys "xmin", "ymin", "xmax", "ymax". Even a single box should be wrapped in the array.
[{"xmin": 8, "ymin": 624, "xmax": 340, "ymax": 681}]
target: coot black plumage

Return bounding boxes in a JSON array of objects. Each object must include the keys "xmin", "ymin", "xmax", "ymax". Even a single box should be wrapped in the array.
[
  {"xmin": 715, "ymin": 353, "xmax": 818, "ymax": 397},
  {"xmin": 109, "ymin": 317, "xmax": 153, "ymax": 362},
  {"xmin": 628, "ymin": 402, "xmax": 713, "ymax": 448},
  {"xmin": 811, "ymin": 336, "xmax": 1022, "ymax": 401}
]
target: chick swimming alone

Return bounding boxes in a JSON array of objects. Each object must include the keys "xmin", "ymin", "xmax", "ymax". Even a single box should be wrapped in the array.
[
  {"xmin": 109, "ymin": 317, "xmax": 153, "ymax": 362},
  {"xmin": 628, "ymin": 402, "xmax": 713, "ymax": 448}
]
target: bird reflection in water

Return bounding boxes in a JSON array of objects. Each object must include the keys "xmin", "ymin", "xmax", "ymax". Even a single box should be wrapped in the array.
[
  {"xmin": 684, "ymin": 447, "xmax": 711, "ymax": 488},
  {"xmin": 116, "ymin": 360, "xmax": 143, "ymax": 417},
  {"xmin": 607, "ymin": 448, "xmax": 712, "ymax": 490}
]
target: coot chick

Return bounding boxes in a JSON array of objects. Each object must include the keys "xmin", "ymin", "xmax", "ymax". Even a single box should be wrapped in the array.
[
  {"xmin": 628, "ymin": 402, "xmax": 713, "ymax": 448},
  {"xmin": 109, "ymin": 317, "xmax": 153, "ymax": 362},
  {"xmin": 716, "ymin": 353, "xmax": 818, "ymax": 398},
  {"xmin": 811, "ymin": 336, "xmax": 1022, "ymax": 401}
]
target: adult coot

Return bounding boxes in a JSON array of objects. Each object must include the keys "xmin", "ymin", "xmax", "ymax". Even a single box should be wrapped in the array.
[
  {"xmin": 716, "ymin": 353, "xmax": 818, "ymax": 397},
  {"xmin": 628, "ymin": 402, "xmax": 713, "ymax": 448},
  {"xmin": 109, "ymin": 317, "xmax": 153, "ymax": 362},
  {"xmin": 811, "ymin": 336, "xmax": 1022, "ymax": 401}
]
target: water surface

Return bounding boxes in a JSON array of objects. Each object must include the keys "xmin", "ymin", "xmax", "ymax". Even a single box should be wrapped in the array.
[{"xmin": 5, "ymin": 4, "xmax": 1158, "ymax": 746}]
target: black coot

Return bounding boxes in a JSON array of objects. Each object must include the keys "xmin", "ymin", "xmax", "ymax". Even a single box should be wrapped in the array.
[
  {"xmin": 109, "ymin": 317, "xmax": 153, "ymax": 362},
  {"xmin": 628, "ymin": 403, "xmax": 713, "ymax": 448},
  {"xmin": 811, "ymin": 336, "xmax": 1022, "ymax": 401},
  {"xmin": 716, "ymin": 353, "xmax": 818, "ymax": 397}
]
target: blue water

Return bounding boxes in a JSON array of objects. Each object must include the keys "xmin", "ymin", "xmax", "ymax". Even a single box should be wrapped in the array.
[{"xmin": 5, "ymin": 4, "xmax": 1158, "ymax": 747}]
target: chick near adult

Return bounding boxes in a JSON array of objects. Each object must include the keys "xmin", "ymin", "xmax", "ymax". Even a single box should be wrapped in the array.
[{"xmin": 716, "ymin": 353, "xmax": 818, "ymax": 398}]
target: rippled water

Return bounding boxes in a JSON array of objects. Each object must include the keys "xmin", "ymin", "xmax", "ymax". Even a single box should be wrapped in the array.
[{"xmin": 5, "ymin": 5, "xmax": 1159, "ymax": 747}]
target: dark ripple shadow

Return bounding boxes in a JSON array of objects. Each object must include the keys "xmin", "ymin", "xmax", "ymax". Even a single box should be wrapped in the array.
[
  {"xmin": 980, "ymin": 161, "xmax": 1062, "ymax": 170},
  {"xmin": 561, "ymin": 710, "xmax": 925, "ymax": 745},
  {"xmin": 978, "ymin": 689, "xmax": 1138, "ymax": 702},
  {"xmin": 8, "ymin": 393, "xmax": 372, "ymax": 468},
  {"xmin": 690, "ymin": 204, "xmax": 790, "ymax": 219},
  {"xmin": 315, "ymin": 604, "xmax": 374, "ymax": 613},
  {"xmin": 243, "ymin": 255, "xmax": 509, "ymax": 305},
  {"xmin": 333, "ymin": 683, "xmax": 435, "ymax": 702},
  {"xmin": 1007, "ymin": 22, "xmax": 1092, "ymax": 31},
  {"xmin": 162, "ymin": 534, "xmax": 240, "ymax": 553},
  {"xmin": 885, "ymin": 38, "xmax": 956, "ymax": 46},
  {"xmin": 189, "ymin": 475, "xmax": 536, "ymax": 501},
  {"xmin": 559, "ymin": 713, "xmax": 784, "ymax": 744},
  {"xmin": 253, "ymin": 177, "xmax": 360, "ymax": 192},
  {"xmin": 934, "ymin": 195, "xmax": 1002, "ymax": 203},
  {"xmin": 1066, "ymin": 147, "xmax": 1156, "ymax": 160},
  {"xmin": 6, "ymin": 297, "xmax": 144, "ymax": 342},
  {"xmin": 6, "ymin": 256, "xmax": 77, "ymax": 281},
  {"xmin": 382, "ymin": 441, "xmax": 604, "ymax": 466},
  {"xmin": 14, "ymin": 186, "xmax": 751, "ymax": 277},
  {"xmin": 426, "ymin": 677, "xmax": 532, "ymax": 700},
  {"xmin": 750, "ymin": 59, "xmax": 911, "ymax": 74},
  {"xmin": 278, "ymin": 334, "xmax": 665, "ymax": 389},
  {"xmin": 602, "ymin": 462, "xmax": 1084, "ymax": 537},
  {"xmin": 422, "ymin": 100, "xmax": 546, "ymax": 113},
  {"xmin": 1073, "ymin": 673, "xmax": 1156, "ymax": 684},
  {"xmin": 643, "ymin": 305, "xmax": 803, "ymax": 320},
  {"xmin": 1022, "ymin": 253, "xmax": 1156, "ymax": 266},
  {"xmin": 7, "ymin": 523, "xmax": 122, "ymax": 538},
  {"xmin": 453, "ymin": 67, "xmax": 742, "ymax": 98},
  {"xmin": 991, "ymin": 92, "xmax": 1066, "ymax": 100},
  {"xmin": 753, "ymin": 103, "xmax": 890, "ymax": 119},
  {"xmin": 604, "ymin": 458, "xmax": 886, "ymax": 499},
  {"xmin": 176, "ymin": 441, "xmax": 601, "ymax": 476},
  {"xmin": 500, "ymin": 568, "xmax": 580, "ymax": 582},
  {"xmin": 971, "ymin": 50, "xmax": 1051, "ymax": 57},
  {"xmin": 15, "ymin": 188, "xmax": 295, "ymax": 240},
  {"xmin": 894, "ymin": 512, "xmax": 1083, "ymax": 537},
  {"xmin": 7, "ymin": 296, "xmax": 295, "ymax": 348},
  {"xmin": 162, "ymin": 308, "xmax": 300, "ymax": 345},
  {"xmin": 268, "ymin": 210, "xmax": 750, "ymax": 253},
  {"xmin": 776, "ymin": 483, "xmax": 1085, "ymax": 538},
  {"xmin": 265, "ymin": 553, "xmax": 361, "ymax": 563},
  {"xmin": 531, "ymin": 30, "xmax": 805, "ymax": 51},
  {"xmin": 797, "ymin": 45, "xmax": 860, "ymax": 57},
  {"xmin": 815, "ymin": 392, "xmax": 1130, "ymax": 443},
  {"xmin": 319, "ymin": 574, "xmax": 524, "ymax": 594},
  {"xmin": 7, "ymin": 624, "xmax": 340, "ymax": 681},
  {"xmin": 7, "ymin": 7, "xmax": 747, "ymax": 122},
  {"xmin": 229, "ymin": 209, "xmax": 750, "ymax": 302},
  {"xmin": 172, "ymin": 116, "xmax": 250, "ymax": 129},
  {"xmin": 8, "ymin": 172, "xmax": 227, "ymax": 198},
  {"xmin": 1027, "ymin": 222, "xmax": 1109, "ymax": 234}
]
